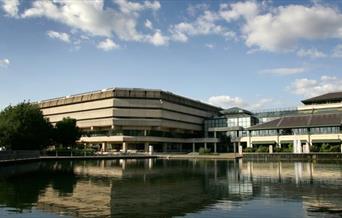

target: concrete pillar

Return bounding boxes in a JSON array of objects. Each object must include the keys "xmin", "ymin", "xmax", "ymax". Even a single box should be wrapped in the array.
[
  {"xmin": 239, "ymin": 144, "xmax": 243, "ymax": 155},
  {"xmin": 233, "ymin": 142, "xmax": 236, "ymax": 154},
  {"xmin": 214, "ymin": 143, "xmax": 217, "ymax": 153},
  {"xmin": 214, "ymin": 131, "xmax": 217, "ymax": 138},
  {"xmin": 144, "ymin": 142, "xmax": 149, "ymax": 153},
  {"xmin": 269, "ymin": 145, "xmax": 273, "ymax": 154},
  {"xmin": 122, "ymin": 142, "xmax": 127, "ymax": 153},
  {"xmin": 341, "ymin": 143, "xmax": 342, "ymax": 153},
  {"xmin": 192, "ymin": 142, "xmax": 195, "ymax": 153},
  {"xmin": 204, "ymin": 142, "xmax": 207, "ymax": 150},
  {"xmin": 101, "ymin": 142, "xmax": 106, "ymax": 153},
  {"xmin": 149, "ymin": 145, "xmax": 153, "ymax": 155}
]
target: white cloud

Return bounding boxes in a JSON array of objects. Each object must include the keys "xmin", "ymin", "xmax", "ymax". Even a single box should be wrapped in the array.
[
  {"xmin": 296, "ymin": 48, "xmax": 327, "ymax": 58},
  {"xmin": 290, "ymin": 75, "xmax": 342, "ymax": 97},
  {"xmin": 47, "ymin": 30, "xmax": 70, "ymax": 43},
  {"xmin": 0, "ymin": 58, "xmax": 10, "ymax": 68},
  {"xmin": 2, "ymin": 0, "xmax": 19, "ymax": 17},
  {"xmin": 205, "ymin": 43, "xmax": 215, "ymax": 49},
  {"xmin": 260, "ymin": 67, "xmax": 305, "ymax": 76},
  {"xmin": 97, "ymin": 38, "xmax": 120, "ymax": 51},
  {"xmin": 146, "ymin": 30, "xmax": 169, "ymax": 46},
  {"xmin": 144, "ymin": 19, "xmax": 153, "ymax": 29},
  {"xmin": 170, "ymin": 10, "xmax": 236, "ymax": 42},
  {"xmin": 332, "ymin": 44, "xmax": 342, "ymax": 58},
  {"xmin": 208, "ymin": 95, "xmax": 246, "ymax": 108},
  {"xmin": 243, "ymin": 5, "xmax": 342, "ymax": 52},
  {"xmin": 207, "ymin": 95, "xmax": 273, "ymax": 110},
  {"xmin": 219, "ymin": 1, "xmax": 259, "ymax": 22},
  {"xmin": 21, "ymin": 0, "xmax": 161, "ymax": 42}
]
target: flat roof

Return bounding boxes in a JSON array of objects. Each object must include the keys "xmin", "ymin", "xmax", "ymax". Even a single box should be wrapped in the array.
[
  {"xmin": 38, "ymin": 87, "xmax": 221, "ymax": 112},
  {"xmin": 248, "ymin": 112, "xmax": 342, "ymax": 130},
  {"xmin": 301, "ymin": 91, "xmax": 342, "ymax": 105}
]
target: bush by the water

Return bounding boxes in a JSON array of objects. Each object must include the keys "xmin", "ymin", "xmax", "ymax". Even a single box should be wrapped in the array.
[
  {"xmin": 256, "ymin": 146, "xmax": 269, "ymax": 152},
  {"xmin": 243, "ymin": 147, "xmax": 256, "ymax": 152},
  {"xmin": 199, "ymin": 148, "xmax": 211, "ymax": 155},
  {"xmin": 46, "ymin": 148, "xmax": 95, "ymax": 156},
  {"xmin": 319, "ymin": 144, "xmax": 341, "ymax": 152}
]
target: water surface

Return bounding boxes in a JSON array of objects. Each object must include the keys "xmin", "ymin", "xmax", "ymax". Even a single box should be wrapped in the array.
[{"xmin": 0, "ymin": 159, "xmax": 341, "ymax": 218}]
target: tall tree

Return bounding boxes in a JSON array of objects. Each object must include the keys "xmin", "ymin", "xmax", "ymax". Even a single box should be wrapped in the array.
[
  {"xmin": 53, "ymin": 117, "xmax": 81, "ymax": 147},
  {"xmin": 0, "ymin": 102, "xmax": 53, "ymax": 150}
]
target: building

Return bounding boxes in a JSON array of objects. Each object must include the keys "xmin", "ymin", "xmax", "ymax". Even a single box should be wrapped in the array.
[
  {"xmin": 39, "ymin": 88, "xmax": 221, "ymax": 153},
  {"xmin": 204, "ymin": 91, "xmax": 342, "ymax": 151},
  {"xmin": 39, "ymin": 88, "xmax": 342, "ymax": 153}
]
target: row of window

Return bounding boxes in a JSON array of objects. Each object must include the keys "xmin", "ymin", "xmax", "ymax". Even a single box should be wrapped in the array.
[
  {"xmin": 250, "ymin": 127, "xmax": 341, "ymax": 136},
  {"xmin": 205, "ymin": 116, "xmax": 256, "ymax": 129}
]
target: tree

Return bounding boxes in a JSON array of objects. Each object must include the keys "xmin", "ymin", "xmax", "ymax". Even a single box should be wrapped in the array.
[
  {"xmin": 53, "ymin": 117, "xmax": 81, "ymax": 148},
  {"xmin": 0, "ymin": 102, "xmax": 53, "ymax": 150}
]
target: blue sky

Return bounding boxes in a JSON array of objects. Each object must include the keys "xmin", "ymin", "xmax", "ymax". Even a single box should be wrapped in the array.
[{"xmin": 1, "ymin": 0, "xmax": 342, "ymax": 110}]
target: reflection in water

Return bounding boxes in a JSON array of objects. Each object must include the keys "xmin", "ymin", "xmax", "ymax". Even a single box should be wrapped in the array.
[{"xmin": 0, "ymin": 159, "xmax": 341, "ymax": 218}]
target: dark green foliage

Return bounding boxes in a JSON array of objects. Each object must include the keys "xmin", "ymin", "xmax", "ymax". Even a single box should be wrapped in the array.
[
  {"xmin": 243, "ymin": 147, "xmax": 256, "ymax": 152},
  {"xmin": 199, "ymin": 147, "xmax": 211, "ymax": 155},
  {"xmin": 0, "ymin": 102, "xmax": 53, "ymax": 150},
  {"xmin": 256, "ymin": 146, "xmax": 268, "ymax": 153},
  {"xmin": 310, "ymin": 144, "xmax": 320, "ymax": 152},
  {"xmin": 319, "ymin": 143, "xmax": 341, "ymax": 152},
  {"xmin": 53, "ymin": 117, "xmax": 82, "ymax": 147}
]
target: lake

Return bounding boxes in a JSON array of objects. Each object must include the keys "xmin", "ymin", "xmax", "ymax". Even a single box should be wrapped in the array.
[{"xmin": 0, "ymin": 159, "xmax": 341, "ymax": 218}]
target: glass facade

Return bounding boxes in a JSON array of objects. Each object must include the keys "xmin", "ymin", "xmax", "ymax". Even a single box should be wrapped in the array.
[
  {"xmin": 292, "ymin": 128, "xmax": 308, "ymax": 135},
  {"xmin": 205, "ymin": 118, "xmax": 227, "ymax": 128},
  {"xmin": 310, "ymin": 127, "xmax": 340, "ymax": 134},
  {"xmin": 251, "ymin": 130, "xmax": 278, "ymax": 136}
]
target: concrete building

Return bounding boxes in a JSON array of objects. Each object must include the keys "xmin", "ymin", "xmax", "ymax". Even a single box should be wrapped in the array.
[
  {"xmin": 39, "ymin": 88, "xmax": 342, "ymax": 153},
  {"xmin": 204, "ymin": 91, "xmax": 342, "ymax": 152},
  {"xmin": 39, "ymin": 88, "xmax": 221, "ymax": 153}
]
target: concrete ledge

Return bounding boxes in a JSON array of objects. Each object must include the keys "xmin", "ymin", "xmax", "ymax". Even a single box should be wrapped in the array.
[
  {"xmin": 40, "ymin": 155, "xmax": 157, "ymax": 160},
  {"xmin": 157, "ymin": 153, "xmax": 241, "ymax": 160},
  {"xmin": 243, "ymin": 153, "xmax": 342, "ymax": 161}
]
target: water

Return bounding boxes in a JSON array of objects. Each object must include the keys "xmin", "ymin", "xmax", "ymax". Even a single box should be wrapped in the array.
[{"xmin": 0, "ymin": 159, "xmax": 341, "ymax": 218}]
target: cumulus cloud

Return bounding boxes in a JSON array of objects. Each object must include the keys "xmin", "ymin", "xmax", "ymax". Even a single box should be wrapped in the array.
[
  {"xmin": 0, "ymin": 58, "xmax": 10, "ymax": 68},
  {"xmin": 169, "ymin": 10, "xmax": 236, "ymax": 42},
  {"xmin": 144, "ymin": 19, "xmax": 153, "ymax": 29},
  {"xmin": 205, "ymin": 43, "xmax": 215, "ymax": 49},
  {"xmin": 219, "ymin": 1, "xmax": 259, "ymax": 22},
  {"xmin": 332, "ymin": 44, "xmax": 342, "ymax": 58},
  {"xmin": 208, "ymin": 95, "xmax": 246, "ymax": 108},
  {"xmin": 146, "ymin": 30, "xmax": 169, "ymax": 46},
  {"xmin": 208, "ymin": 95, "xmax": 273, "ymax": 110},
  {"xmin": 290, "ymin": 75, "xmax": 342, "ymax": 97},
  {"xmin": 47, "ymin": 30, "xmax": 70, "ymax": 43},
  {"xmin": 296, "ymin": 48, "xmax": 327, "ymax": 58},
  {"xmin": 21, "ymin": 0, "xmax": 161, "ymax": 43},
  {"xmin": 2, "ymin": 0, "xmax": 19, "ymax": 17},
  {"xmin": 243, "ymin": 5, "xmax": 342, "ymax": 52},
  {"xmin": 97, "ymin": 38, "xmax": 120, "ymax": 51},
  {"xmin": 260, "ymin": 67, "xmax": 305, "ymax": 76}
]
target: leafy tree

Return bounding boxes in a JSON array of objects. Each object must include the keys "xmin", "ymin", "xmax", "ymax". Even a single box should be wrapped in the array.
[
  {"xmin": 53, "ymin": 117, "xmax": 81, "ymax": 147},
  {"xmin": 0, "ymin": 102, "xmax": 53, "ymax": 150}
]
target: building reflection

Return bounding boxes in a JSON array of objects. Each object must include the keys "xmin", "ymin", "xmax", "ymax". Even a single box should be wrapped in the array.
[{"xmin": 0, "ymin": 159, "xmax": 341, "ymax": 217}]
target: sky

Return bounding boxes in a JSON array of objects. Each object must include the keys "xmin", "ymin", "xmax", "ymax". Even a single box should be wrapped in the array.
[{"xmin": 1, "ymin": 0, "xmax": 342, "ymax": 111}]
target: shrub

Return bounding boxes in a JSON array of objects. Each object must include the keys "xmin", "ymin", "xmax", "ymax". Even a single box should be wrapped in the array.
[
  {"xmin": 310, "ymin": 144, "xmax": 320, "ymax": 152},
  {"xmin": 256, "ymin": 146, "xmax": 268, "ymax": 153},
  {"xmin": 243, "ymin": 147, "xmax": 256, "ymax": 153},
  {"xmin": 273, "ymin": 147, "xmax": 283, "ymax": 152},
  {"xmin": 320, "ymin": 143, "xmax": 331, "ymax": 152},
  {"xmin": 329, "ymin": 145, "xmax": 340, "ymax": 152},
  {"xmin": 199, "ymin": 147, "xmax": 211, "ymax": 155}
]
